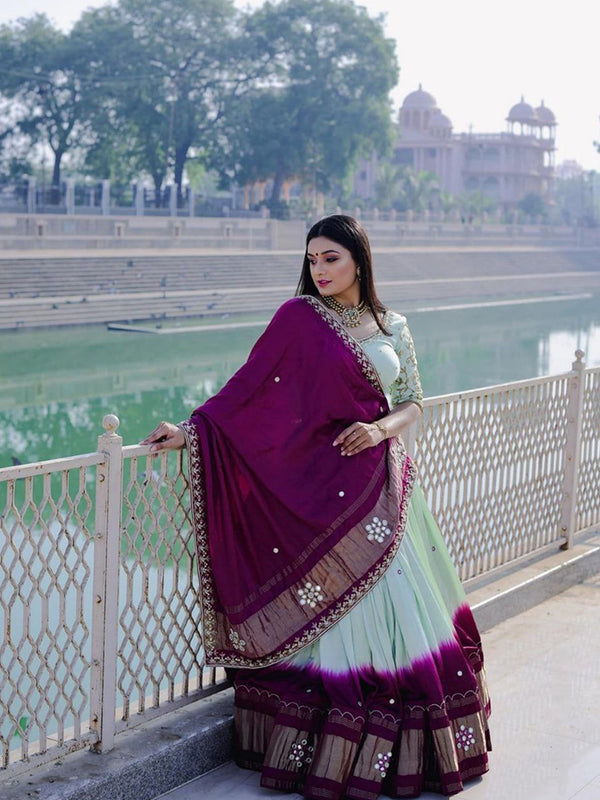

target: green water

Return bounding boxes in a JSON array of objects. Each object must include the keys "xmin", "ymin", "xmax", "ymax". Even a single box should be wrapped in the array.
[{"xmin": 1, "ymin": 294, "xmax": 599, "ymax": 467}]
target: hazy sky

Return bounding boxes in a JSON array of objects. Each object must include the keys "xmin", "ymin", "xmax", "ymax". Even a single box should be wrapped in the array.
[{"xmin": 2, "ymin": 0, "xmax": 598, "ymax": 169}]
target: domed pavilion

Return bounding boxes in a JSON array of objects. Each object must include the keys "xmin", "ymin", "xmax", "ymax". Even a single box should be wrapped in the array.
[{"xmin": 353, "ymin": 87, "xmax": 557, "ymax": 212}]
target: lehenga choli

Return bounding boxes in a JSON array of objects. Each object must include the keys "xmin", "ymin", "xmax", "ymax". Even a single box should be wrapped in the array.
[{"xmin": 180, "ymin": 297, "xmax": 491, "ymax": 800}]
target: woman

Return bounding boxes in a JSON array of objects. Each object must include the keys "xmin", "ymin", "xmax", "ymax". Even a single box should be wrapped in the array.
[{"xmin": 142, "ymin": 215, "xmax": 491, "ymax": 799}]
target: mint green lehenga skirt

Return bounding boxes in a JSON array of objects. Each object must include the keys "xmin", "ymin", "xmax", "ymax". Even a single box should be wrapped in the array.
[{"xmin": 233, "ymin": 483, "xmax": 492, "ymax": 799}]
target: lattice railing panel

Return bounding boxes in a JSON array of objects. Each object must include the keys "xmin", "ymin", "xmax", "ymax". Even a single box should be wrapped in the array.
[
  {"xmin": 415, "ymin": 376, "xmax": 571, "ymax": 581},
  {"xmin": 0, "ymin": 456, "xmax": 101, "ymax": 768},
  {"xmin": 116, "ymin": 447, "xmax": 214, "ymax": 729},
  {"xmin": 1, "ymin": 361, "xmax": 598, "ymax": 776},
  {"xmin": 576, "ymin": 367, "xmax": 600, "ymax": 532}
]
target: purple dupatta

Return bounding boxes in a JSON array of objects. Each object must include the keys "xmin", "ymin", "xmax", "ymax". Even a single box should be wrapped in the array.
[{"xmin": 180, "ymin": 296, "xmax": 416, "ymax": 668}]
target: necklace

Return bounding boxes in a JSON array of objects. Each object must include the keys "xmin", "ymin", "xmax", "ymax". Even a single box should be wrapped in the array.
[{"xmin": 322, "ymin": 295, "xmax": 368, "ymax": 328}]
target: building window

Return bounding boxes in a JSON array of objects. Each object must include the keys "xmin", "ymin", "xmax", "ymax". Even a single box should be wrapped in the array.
[
  {"xmin": 395, "ymin": 148, "xmax": 414, "ymax": 166},
  {"xmin": 483, "ymin": 176, "xmax": 500, "ymax": 198}
]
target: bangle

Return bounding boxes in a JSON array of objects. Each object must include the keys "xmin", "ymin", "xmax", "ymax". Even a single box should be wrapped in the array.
[{"xmin": 373, "ymin": 421, "xmax": 387, "ymax": 439}]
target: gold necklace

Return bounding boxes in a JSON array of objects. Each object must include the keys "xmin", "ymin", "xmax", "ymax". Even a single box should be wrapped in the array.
[{"xmin": 322, "ymin": 295, "xmax": 368, "ymax": 328}]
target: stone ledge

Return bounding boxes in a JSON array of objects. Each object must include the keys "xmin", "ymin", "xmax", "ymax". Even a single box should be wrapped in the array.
[
  {"xmin": 469, "ymin": 531, "xmax": 600, "ymax": 631},
  {"xmin": 0, "ymin": 690, "xmax": 235, "ymax": 800}
]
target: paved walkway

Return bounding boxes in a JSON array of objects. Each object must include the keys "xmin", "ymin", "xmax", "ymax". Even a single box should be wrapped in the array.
[{"xmin": 159, "ymin": 573, "xmax": 600, "ymax": 800}]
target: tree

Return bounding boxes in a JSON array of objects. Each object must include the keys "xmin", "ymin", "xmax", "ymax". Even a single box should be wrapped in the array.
[
  {"xmin": 381, "ymin": 167, "xmax": 440, "ymax": 214},
  {"xmin": 217, "ymin": 0, "xmax": 398, "ymax": 205},
  {"xmin": 0, "ymin": 14, "xmax": 92, "ymax": 198},
  {"xmin": 554, "ymin": 172, "xmax": 599, "ymax": 227},
  {"xmin": 518, "ymin": 192, "xmax": 546, "ymax": 221},
  {"xmin": 456, "ymin": 189, "xmax": 497, "ymax": 221},
  {"xmin": 68, "ymin": 5, "xmax": 147, "ymax": 190},
  {"xmin": 375, "ymin": 162, "xmax": 404, "ymax": 210},
  {"xmin": 78, "ymin": 0, "xmax": 274, "ymax": 203}
]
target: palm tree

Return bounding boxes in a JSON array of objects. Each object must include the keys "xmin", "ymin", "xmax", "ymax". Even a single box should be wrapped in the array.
[
  {"xmin": 397, "ymin": 168, "xmax": 440, "ymax": 214},
  {"xmin": 375, "ymin": 163, "xmax": 405, "ymax": 210}
]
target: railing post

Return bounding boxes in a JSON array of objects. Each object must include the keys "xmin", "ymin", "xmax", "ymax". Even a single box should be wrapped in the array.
[
  {"xmin": 101, "ymin": 180, "xmax": 110, "ymax": 216},
  {"xmin": 65, "ymin": 178, "xmax": 75, "ymax": 215},
  {"xmin": 135, "ymin": 179, "xmax": 144, "ymax": 216},
  {"xmin": 90, "ymin": 414, "xmax": 123, "ymax": 752},
  {"xmin": 27, "ymin": 176, "xmax": 36, "ymax": 214},
  {"xmin": 559, "ymin": 350, "xmax": 585, "ymax": 550}
]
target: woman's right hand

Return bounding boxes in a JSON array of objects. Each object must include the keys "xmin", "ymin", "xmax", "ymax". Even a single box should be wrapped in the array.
[{"xmin": 140, "ymin": 421, "xmax": 185, "ymax": 452}]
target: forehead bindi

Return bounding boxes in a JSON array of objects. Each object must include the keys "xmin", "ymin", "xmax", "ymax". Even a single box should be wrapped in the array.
[{"xmin": 307, "ymin": 248, "xmax": 340, "ymax": 257}]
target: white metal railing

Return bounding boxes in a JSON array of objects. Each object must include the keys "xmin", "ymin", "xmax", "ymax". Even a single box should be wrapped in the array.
[
  {"xmin": 412, "ymin": 352, "xmax": 596, "ymax": 579},
  {"xmin": 0, "ymin": 354, "xmax": 598, "ymax": 776}
]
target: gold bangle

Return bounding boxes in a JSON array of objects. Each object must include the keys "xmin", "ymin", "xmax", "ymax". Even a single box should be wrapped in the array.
[{"xmin": 373, "ymin": 421, "xmax": 387, "ymax": 439}]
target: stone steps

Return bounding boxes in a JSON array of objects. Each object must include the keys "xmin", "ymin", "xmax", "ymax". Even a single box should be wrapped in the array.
[
  {"xmin": 0, "ymin": 248, "xmax": 598, "ymax": 329},
  {"xmin": 1, "ymin": 270, "xmax": 599, "ymax": 331},
  {"xmin": 1, "ymin": 249, "xmax": 598, "ymax": 300}
]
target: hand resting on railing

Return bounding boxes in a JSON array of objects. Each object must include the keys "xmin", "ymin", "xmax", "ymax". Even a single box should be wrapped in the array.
[{"xmin": 141, "ymin": 421, "xmax": 186, "ymax": 452}]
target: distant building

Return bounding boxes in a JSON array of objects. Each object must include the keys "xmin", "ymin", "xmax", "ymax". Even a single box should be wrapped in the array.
[{"xmin": 354, "ymin": 85, "xmax": 557, "ymax": 211}]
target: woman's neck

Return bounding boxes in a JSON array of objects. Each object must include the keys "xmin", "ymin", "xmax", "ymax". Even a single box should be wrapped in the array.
[{"xmin": 331, "ymin": 286, "xmax": 361, "ymax": 307}]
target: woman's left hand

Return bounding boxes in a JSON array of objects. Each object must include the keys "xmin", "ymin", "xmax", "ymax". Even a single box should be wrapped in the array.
[{"xmin": 333, "ymin": 421, "xmax": 386, "ymax": 456}]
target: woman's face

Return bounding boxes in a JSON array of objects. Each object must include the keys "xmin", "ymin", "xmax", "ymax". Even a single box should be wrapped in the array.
[{"xmin": 306, "ymin": 236, "xmax": 360, "ymax": 306}]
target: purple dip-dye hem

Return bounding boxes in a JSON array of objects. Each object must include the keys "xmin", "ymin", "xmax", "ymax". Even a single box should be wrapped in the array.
[{"xmin": 233, "ymin": 605, "xmax": 491, "ymax": 799}]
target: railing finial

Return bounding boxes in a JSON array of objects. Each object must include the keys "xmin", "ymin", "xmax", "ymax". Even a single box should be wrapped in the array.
[
  {"xmin": 574, "ymin": 349, "xmax": 585, "ymax": 363},
  {"xmin": 102, "ymin": 414, "xmax": 120, "ymax": 434}
]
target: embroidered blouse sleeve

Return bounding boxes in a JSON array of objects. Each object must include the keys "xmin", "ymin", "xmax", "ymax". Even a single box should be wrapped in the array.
[{"xmin": 389, "ymin": 315, "xmax": 424, "ymax": 408}]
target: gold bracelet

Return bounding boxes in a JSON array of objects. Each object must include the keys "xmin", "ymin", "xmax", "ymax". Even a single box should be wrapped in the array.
[{"xmin": 373, "ymin": 421, "xmax": 387, "ymax": 439}]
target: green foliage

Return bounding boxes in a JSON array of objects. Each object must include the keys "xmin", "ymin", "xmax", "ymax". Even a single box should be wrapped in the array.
[
  {"xmin": 375, "ymin": 162, "xmax": 404, "ymax": 210},
  {"xmin": 375, "ymin": 164, "xmax": 440, "ymax": 213},
  {"xmin": 456, "ymin": 190, "xmax": 497, "ymax": 220},
  {"xmin": 0, "ymin": 14, "xmax": 92, "ymax": 190},
  {"xmin": 518, "ymin": 192, "xmax": 547, "ymax": 220},
  {"xmin": 216, "ymin": 0, "xmax": 398, "ymax": 203},
  {"xmin": 0, "ymin": 0, "xmax": 398, "ymax": 203},
  {"xmin": 554, "ymin": 172, "xmax": 599, "ymax": 226},
  {"xmin": 71, "ymin": 0, "xmax": 251, "ymax": 198},
  {"xmin": 397, "ymin": 169, "xmax": 440, "ymax": 213},
  {"xmin": 70, "ymin": 5, "xmax": 154, "ymax": 188}
]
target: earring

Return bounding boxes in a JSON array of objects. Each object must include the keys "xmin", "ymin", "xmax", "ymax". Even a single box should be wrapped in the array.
[{"xmin": 357, "ymin": 269, "xmax": 361, "ymax": 279}]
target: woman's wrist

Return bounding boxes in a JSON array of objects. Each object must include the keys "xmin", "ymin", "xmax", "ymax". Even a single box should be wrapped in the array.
[
  {"xmin": 372, "ymin": 420, "xmax": 388, "ymax": 439},
  {"xmin": 176, "ymin": 422, "xmax": 188, "ymax": 448}
]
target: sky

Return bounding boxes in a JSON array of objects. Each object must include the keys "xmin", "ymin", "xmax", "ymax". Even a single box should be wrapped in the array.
[{"xmin": 2, "ymin": 0, "xmax": 598, "ymax": 169}]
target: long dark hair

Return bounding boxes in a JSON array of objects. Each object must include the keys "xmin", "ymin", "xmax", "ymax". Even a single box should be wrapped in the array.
[{"xmin": 296, "ymin": 214, "xmax": 390, "ymax": 335}]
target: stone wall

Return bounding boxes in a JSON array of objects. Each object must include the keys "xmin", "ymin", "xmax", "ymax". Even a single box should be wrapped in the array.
[{"xmin": 0, "ymin": 213, "xmax": 599, "ymax": 251}]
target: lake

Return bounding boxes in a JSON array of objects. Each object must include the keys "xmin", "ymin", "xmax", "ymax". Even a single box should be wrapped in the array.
[{"xmin": 1, "ymin": 292, "xmax": 599, "ymax": 467}]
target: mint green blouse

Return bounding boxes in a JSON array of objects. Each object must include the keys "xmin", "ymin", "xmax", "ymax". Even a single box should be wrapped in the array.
[{"xmin": 358, "ymin": 311, "xmax": 423, "ymax": 409}]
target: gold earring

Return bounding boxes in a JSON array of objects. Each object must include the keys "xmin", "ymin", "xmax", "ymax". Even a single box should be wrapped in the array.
[{"xmin": 357, "ymin": 269, "xmax": 361, "ymax": 278}]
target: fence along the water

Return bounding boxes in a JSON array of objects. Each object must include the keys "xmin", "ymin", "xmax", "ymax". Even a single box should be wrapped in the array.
[
  {"xmin": 577, "ymin": 366, "xmax": 600, "ymax": 532},
  {"xmin": 0, "ymin": 355, "xmax": 598, "ymax": 774},
  {"xmin": 0, "ymin": 420, "xmax": 225, "ymax": 776},
  {"xmin": 417, "ymin": 372, "xmax": 572, "ymax": 578}
]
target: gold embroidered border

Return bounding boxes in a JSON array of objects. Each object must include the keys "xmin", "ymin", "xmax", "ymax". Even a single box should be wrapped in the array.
[
  {"xmin": 182, "ymin": 413, "xmax": 416, "ymax": 668},
  {"xmin": 300, "ymin": 295, "xmax": 385, "ymax": 395},
  {"xmin": 224, "ymin": 451, "xmax": 386, "ymax": 617},
  {"xmin": 180, "ymin": 297, "xmax": 417, "ymax": 668}
]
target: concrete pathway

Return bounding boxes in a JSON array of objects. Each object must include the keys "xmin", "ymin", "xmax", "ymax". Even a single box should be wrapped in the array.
[{"xmin": 159, "ymin": 573, "xmax": 600, "ymax": 800}]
